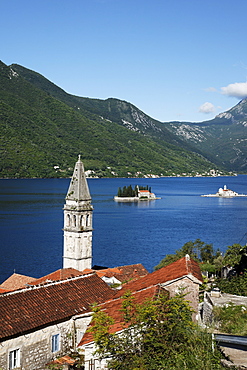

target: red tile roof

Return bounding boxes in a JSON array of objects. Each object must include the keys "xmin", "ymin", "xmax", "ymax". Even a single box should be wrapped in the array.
[
  {"xmin": 79, "ymin": 256, "xmax": 202, "ymax": 347},
  {"xmin": 30, "ymin": 268, "xmax": 86, "ymax": 285},
  {"xmin": 47, "ymin": 355, "xmax": 77, "ymax": 366},
  {"xmin": 0, "ymin": 287, "xmax": 11, "ymax": 294},
  {"xmin": 93, "ymin": 264, "xmax": 148, "ymax": 283},
  {"xmin": 0, "ymin": 273, "xmax": 115, "ymax": 341},
  {"xmin": 79, "ymin": 285, "xmax": 168, "ymax": 346},
  {"xmin": 113, "ymin": 256, "xmax": 203, "ymax": 298},
  {"xmin": 0, "ymin": 273, "xmax": 37, "ymax": 291}
]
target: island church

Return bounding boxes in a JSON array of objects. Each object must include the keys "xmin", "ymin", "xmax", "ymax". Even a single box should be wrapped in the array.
[{"xmin": 0, "ymin": 156, "xmax": 203, "ymax": 370}]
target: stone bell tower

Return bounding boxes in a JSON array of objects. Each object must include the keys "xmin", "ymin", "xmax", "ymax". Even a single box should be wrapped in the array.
[{"xmin": 63, "ymin": 155, "xmax": 93, "ymax": 270}]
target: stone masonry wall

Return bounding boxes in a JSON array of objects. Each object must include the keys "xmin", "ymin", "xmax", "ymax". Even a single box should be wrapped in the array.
[
  {"xmin": 0, "ymin": 314, "xmax": 92, "ymax": 370},
  {"xmin": 163, "ymin": 276, "xmax": 200, "ymax": 320},
  {"xmin": 0, "ymin": 320, "xmax": 73, "ymax": 370}
]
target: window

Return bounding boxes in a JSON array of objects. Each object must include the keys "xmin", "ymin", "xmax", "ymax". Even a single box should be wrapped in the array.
[
  {"xmin": 67, "ymin": 214, "xmax": 71, "ymax": 227},
  {"xmin": 52, "ymin": 333, "xmax": 60, "ymax": 352},
  {"xmin": 9, "ymin": 349, "xmax": 20, "ymax": 369},
  {"xmin": 77, "ymin": 330, "xmax": 84, "ymax": 345}
]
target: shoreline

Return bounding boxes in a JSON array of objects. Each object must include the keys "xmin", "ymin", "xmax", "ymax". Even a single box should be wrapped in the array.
[
  {"xmin": 114, "ymin": 196, "xmax": 161, "ymax": 202},
  {"xmin": 0, "ymin": 173, "xmax": 243, "ymax": 180}
]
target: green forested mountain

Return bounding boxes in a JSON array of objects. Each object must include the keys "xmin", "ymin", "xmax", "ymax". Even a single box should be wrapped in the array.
[
  {"xmin": 0, "ymin": 61, "xmax": 217, "ymax": 178},
  {"xmin": 11, "ymin": 63, "xmax": 247, "ymax": 173}
]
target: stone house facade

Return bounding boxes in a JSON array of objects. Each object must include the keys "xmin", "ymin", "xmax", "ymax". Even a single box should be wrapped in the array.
[
  {"xmin": 114, "ymin": 255, "xmax": 203, "ymax": 319},
  {"xmin": 0, "ymin": 273, "xmax": 114, "ymax": 370}
]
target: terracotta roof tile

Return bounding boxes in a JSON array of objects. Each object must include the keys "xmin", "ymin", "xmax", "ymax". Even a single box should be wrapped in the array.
[
  {"xmin": 0, "ymin": 273, "xmax": 37, "ymax": 291},
  {"xmin": 30, "ymin": 268, "xmax": 85, "ymax": 285},
  {"xmin": 0, "ymin": 287, "xmax": 11, "ymax": 294},
  {"xmin": 47, "ymin": 355, "xmax": 77, "ymax": 365},
  {"xmin": 79, "ymin": 285, "xmax": 168, "ymax": 346},
  {"xmin": 0, "ymin": 273, "xmax": 115, "ymax": 341},
  {"xmin": 94, "ymin": 264, "xmax": 148, "ymax": 283},
  {"xmin": 79, "ymin": 257, "xmax": 202, "ymax": 347},
  {"xmin": 113, "ymin": 256, "xmax": 203, "ymax": 298}
]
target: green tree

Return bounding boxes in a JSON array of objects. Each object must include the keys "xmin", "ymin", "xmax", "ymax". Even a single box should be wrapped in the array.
[
  {"xmin": 154, "ymin": 239, "xmax": 214, "ymax": 270},
  {"xmin": 134, "ymin": 185, "xmax": 138, "ymax": 197},
  {"xmin": 122, "ymin": 186, "xmax": 127, "ymax": 197},
  {"xmin": 90, "ymin": 291, "xmax": 224, "ymax": 370},
  {"xmin": 213, "ymin": 244, "xmax": 247, "ymax": 295},
  {"xmin": 214, "ymin": 254, "xmax": 224, "ymax": 275},
  {"xmin": 213, "ymin": 302, "xmax": 247, "ymax": 335},
  {"xmin": 223, "ymin": 243, "xmax": 246, "ymax": 267},
  {"xmin": 216, "ymin": 272, "xmax": 247, "ymax": 296},
  {"xmin": 200, "ymin": 243, "xmax": 214, "ymax": 263}
]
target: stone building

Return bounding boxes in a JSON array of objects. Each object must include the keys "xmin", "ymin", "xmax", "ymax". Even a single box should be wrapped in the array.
[
  {"xmin": 114, "ymin": 254, "xmax": 203, "ymax": 318},
  {"xmin": 0, "ymin": 272, "xmax": 114, "ymax": 370},
  {"xmin": 78, "ymin": 255, "xmax": 203, "ymax": 369},
  {"xmin": 63, "ymin": 155, "xmax": 93, "ymax": 271}
]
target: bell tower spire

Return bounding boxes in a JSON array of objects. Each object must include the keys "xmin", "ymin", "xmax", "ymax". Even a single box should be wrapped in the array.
[{"xmin": 63, "ymin": 156, "xmax": 93, "ymax": 270}]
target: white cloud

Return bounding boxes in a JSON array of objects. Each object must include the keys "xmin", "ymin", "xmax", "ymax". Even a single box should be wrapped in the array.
[
  {"xmin": 199, "ymin": 102, "xmax": 215, "ymax": 114},
  {"xmin": 204, "ymin": 87, "xmax": 217, "ymax": 92},
  {"xmin": 221, "ymin": 82, "xmax": 247, "ymax": 99}
]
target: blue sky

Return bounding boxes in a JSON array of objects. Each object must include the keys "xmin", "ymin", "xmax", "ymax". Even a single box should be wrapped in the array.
[{"xmin": 1, "ymin": 0, "xmax": 247, "ymax": 122}]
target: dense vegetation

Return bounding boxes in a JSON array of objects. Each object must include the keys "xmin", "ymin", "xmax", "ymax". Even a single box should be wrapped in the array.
[
  {"xmin": 13, "ymin": 63, "xmax": 247, "ymax": 173},
  {"xmin": 213, "ymin": 244, "xmax": 247, "ymax": 296},
  {"xmin": 154, "ymin": 239, "xmax": 223, "ymax": 274},
  {"xmin": 154, "ymin": 240, "xmax": 247, "ymax": 295},
  {"xmin": 155, "ymin": 241, "xmax": 247, "ymax": 338},
  {"xmin": 90, "ymin": 291, "xmax": 225, "ymax": 369},
  {"xmin": 213, "ymin": 302, "xmax": 247, "ymax": 336},
  {"xmin": 0, "ymin": 61, "xmax": 219, "ymax": 178}
]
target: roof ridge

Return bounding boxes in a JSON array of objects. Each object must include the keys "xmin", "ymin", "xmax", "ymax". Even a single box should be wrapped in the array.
[{"xmin": 1, "ymin": 271, "xmax": 96, "ymax": 296}]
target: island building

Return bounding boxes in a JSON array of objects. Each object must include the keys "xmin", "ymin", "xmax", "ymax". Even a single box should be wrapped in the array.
[
  {"xmin": 114, "ymin": 185, "xmax": 157, "ymax": 202},
  {"xmin": 201, "ymin": 184, "xmax": 247, "ymax": 198},
  {"xmin": 138, "ymin": 188, "xmax": 156, "ymax": 199}
]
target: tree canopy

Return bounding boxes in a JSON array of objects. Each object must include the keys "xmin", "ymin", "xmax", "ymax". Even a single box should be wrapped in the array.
[
  {"xmin": 223, "ymin": 243, "xmax": 247, "ymax": 268},
  {"xmin": 154, "ymin": 239, "xmax": 215, "ymax": 271},
  {"xmin": 89, "ymin": 291, "xmax": 224, "ymax": 370}
]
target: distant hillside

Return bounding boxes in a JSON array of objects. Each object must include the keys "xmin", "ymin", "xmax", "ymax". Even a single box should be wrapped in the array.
[
  {"xmin": 11, "ymin": 63, "xmax": 247, "ymax": 173},
  {"xmin": 9, "ymin": 64, "xmax": 203, "ymax": 151},
  {"xmin": 0, "ymin": 61, "xmax": 216, "ymax": 178},
  {"xmin": 163, "ymin": 100, "xmax": 247, "ymax": 172}
]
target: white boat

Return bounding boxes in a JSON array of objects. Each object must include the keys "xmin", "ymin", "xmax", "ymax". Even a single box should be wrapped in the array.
[{"xmin": 201, "ymin": 185, "xmax": 247, "ymax": 198}]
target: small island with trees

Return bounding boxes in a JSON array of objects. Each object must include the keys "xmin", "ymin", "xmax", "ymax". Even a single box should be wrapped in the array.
[{"xmin": 114, "ymin": 185, "xmax": 159, "ymax": 202}]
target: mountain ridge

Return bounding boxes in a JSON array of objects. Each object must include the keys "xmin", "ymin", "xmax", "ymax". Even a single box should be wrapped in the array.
[
  {"xmin": 11, "ymin": 62, "xmax": 247, "ymax": 172},
  {"xmin": 9, "ymin": 64, "xmax": 217, "ymax": 162},
  {"xmin": 163, "ymin": 98, "xmax": 247, "ymax": 171},
  {"xmin": 0, "ymin": 60, "xmax": 245, "ymax": 178}
]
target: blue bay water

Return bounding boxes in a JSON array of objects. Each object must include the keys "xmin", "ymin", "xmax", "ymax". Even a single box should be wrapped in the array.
[{"xmin": 1, "ymin": 176, "xmax": 247, "ymax": 283}]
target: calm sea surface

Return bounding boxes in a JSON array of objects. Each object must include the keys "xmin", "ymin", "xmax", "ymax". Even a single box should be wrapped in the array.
[{"xmin": 1, "ymin": 176, "xmax": 247, "ymax": 283}]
